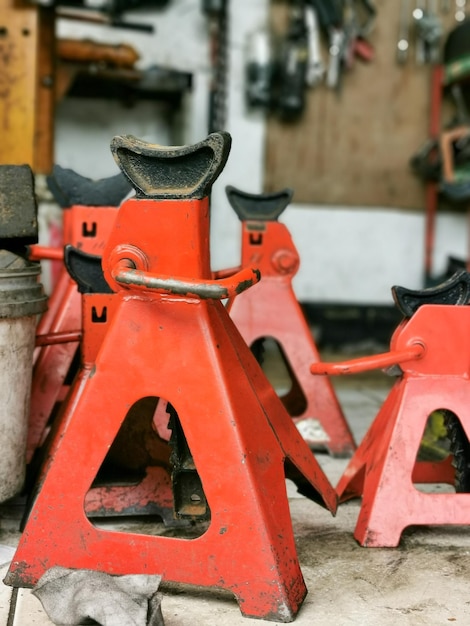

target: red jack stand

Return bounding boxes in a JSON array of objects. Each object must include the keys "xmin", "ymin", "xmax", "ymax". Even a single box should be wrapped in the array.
[
  {"xmin": 6, "ymin": 133, "xmax": 337, "ymax": 622},
  {"xmin": 225, "ymin": 186, "xmax": 355, "ymax": 457},
  {"xmin": 310, "ymin": 271, "xmax": 470, "ymax": 547},
  {"xmin": 26, "ymin": 168, "xmax": 129, "ymax": 463}
]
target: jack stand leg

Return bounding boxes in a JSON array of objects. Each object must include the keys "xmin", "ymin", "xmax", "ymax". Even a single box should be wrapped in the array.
[
  {"xmin": 352, "ymin": 377, "xmax": 470, "ymax": 547},
  {"xmin": 336, "ymin": 383, "xmax": 404, "ymax": 502}
]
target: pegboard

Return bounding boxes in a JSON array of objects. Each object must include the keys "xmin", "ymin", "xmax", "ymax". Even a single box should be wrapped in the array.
[{"xmin": 264, "ymin": 0, "xmax": 459, "ymax": 210}]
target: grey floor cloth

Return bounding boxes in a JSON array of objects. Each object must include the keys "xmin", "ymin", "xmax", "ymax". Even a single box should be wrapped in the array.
[{"xmin": 33, "ymin": 567, "xmax": 165, "ymax": 626}]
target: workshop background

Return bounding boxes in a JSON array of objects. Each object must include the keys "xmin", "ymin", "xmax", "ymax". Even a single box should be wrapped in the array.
[
  {"xmin": 3, "ymin": 0, "xmax": 464, "ymax": 324},
  {"xmin": 3, "ymin": 0, "xmax": 470, "ymax": 624},
  {"xmin": 51, "ymin": 0, "xmax": 469, "ymax": 316}
]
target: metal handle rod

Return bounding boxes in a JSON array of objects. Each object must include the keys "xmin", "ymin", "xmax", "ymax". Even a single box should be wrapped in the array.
[
  {"xmin": 28, "ymin": 245, "xmax": 64, "ymax": 261},
  {"xmin": 35, "ymin": 330, "xmax": 82, "ymax": 346},
  {"xmin": 112, "ymin": 263, "xmax": 261, "ymax": 300},
  {"xmin": 310, "ymin": 342, "xmax": 426, "ymax": 376}
]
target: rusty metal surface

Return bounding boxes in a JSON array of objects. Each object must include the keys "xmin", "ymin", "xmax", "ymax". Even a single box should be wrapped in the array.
[{"xmin": 113, "ymin": 264, "xmax": 260, "ymax": 299}]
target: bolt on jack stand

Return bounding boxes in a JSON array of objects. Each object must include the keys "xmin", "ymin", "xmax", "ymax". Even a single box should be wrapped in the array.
[
  {"xmin": 5, "ymin": 132, "xmax": 337, "ymax": 623},
  {"xmin": 26, "ymin": 168, "xmax": 129, "ymax": 464},
  {"xmin": 224, "ymin": 186, "xmax": 355, "ymax": 457},
  {"xmin": 310, "ymin": 270, "xmax": 470, "ymax": 548}
]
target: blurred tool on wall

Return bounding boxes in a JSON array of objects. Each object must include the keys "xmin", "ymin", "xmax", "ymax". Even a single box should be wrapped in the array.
[
  {"xmin": 244, "ymin": 0, "xmax": 376, "ymax": 123},
  {"xmin": 202, "ymin": 0, "xmax": 229, "ymax": 133}
]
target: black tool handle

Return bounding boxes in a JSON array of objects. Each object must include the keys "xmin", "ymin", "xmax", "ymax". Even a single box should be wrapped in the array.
[
  {"xmin": 392, "ymin": 270, "xmax": 470, "ymax": 317},
  {"xmin": 225, "ymin": 186, "xmax": 293, "ymax": 222},
  {"xmin": 307, "ymin": 0, "xmax": 343, "ymax": 31},
  {"xmin": 110, "ymin": 132, "xmax": 231, "ymax": 200}
]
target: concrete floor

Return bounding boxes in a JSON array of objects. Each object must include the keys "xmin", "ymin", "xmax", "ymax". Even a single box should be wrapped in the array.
[{"xmin": 1, "ymin": 352, "xmax": 470, "ymax": 625}]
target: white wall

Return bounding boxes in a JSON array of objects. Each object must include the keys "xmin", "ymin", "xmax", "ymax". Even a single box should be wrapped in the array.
[{"xmin": 50, "ymin": 0, "xmax": 468, "ymax": 305}]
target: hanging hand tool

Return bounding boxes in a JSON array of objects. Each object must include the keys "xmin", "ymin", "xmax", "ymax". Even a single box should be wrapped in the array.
[
  {"xmin": 413, "ymin": 0, "xmax": 427, "ymax": 64},
  {"xmin": 308, "ymin": 0, "xmax": 345, "ymax": 89},
  {"xmin": 413, "ymin": 0, "xmax": 443, "ymax": 64},
  {"xmin": 341, "ymin": 0, "xmax": 376, "ymax": 70},
  {"xmin": 397, "ymin": 0, "xmax": 411, "ymax": 63},
  {"xmin": 423, "ymin": 0, "xmax": 443, "ymax": 63},
  {"xmin": 305, "ymin": 3, "xmax": 325, "ymax": 86},
  {"xmin": 428, "ymin": 0, "xmax": 443, "ymax": 63},
  {"xmin": 244, "ymin": 25, "xmax": 275, "ymax": 108},
  {"xmin": 277, "ymin": 0, "xmax": 309, "ymax": 120},
  {"xmin": 202, "ymin": 0, "xmax": 229, "ymax": 132}
]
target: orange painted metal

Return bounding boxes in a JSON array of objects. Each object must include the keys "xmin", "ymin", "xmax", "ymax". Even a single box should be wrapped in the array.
[
  {"xmin": 27, "ymin": 205, "xmax": 118, "ymax": 463},
  {"xmin": 310, "ymin": 342, "xmax": 426, "ymax": 375},
  {"xmin": 226, "ymin": 190, "xmax": 355, "ymax": 457},
  {"xmin": 6, "ymin": 133, "xmax": 337, "ymax": 622},
  {"xmin": 312, "ymin": 304, "xmax": 470, "ymax": 547},
  {"xmin": 28, "ymin": 245, "xmax": 64, "ymax": 261}
]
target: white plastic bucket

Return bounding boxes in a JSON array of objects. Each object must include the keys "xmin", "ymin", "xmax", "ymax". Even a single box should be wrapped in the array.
[{"xmin": 0, "ymin": 251, "xmax": 47, "ymax": 502}]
